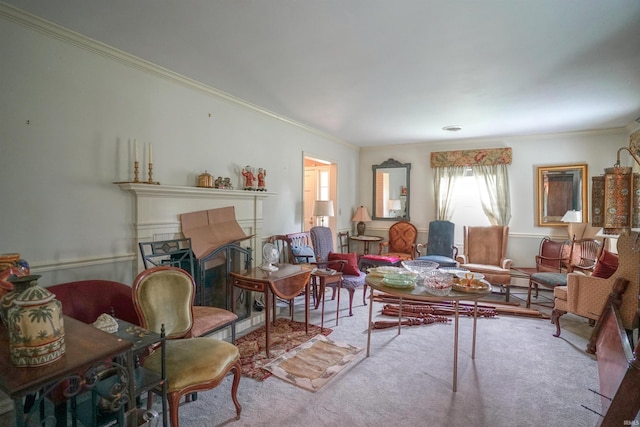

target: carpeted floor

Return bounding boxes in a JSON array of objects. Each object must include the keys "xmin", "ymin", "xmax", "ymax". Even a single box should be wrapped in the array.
[
  {"xmin": 0, "ymin": 287, "xmax": 622, "ymax": 426},
  {"xmin": 158, "ymin": 287, "xmax": 611, "ymax": 427}
]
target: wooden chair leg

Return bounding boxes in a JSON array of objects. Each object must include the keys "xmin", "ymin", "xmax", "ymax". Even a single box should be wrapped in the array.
[
  {"xmin": 362, "ymin": 284, "xmax": 368, "ymax": 306},
  {"xmin": 230, "ymin": 360, "xmax": 242, "ymax": 419},
  {"xmin": 551, "ymin": 308, "xmax": 566, "ymax": 338},
  {"xmin": 347, "ymin": 289, "xmax": 355, "ymax": 316}
]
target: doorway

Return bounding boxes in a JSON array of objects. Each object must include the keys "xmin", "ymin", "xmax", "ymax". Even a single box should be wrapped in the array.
[{"xmin": 303, "ymin": 156, "xmax": 337, "ymax": 236}]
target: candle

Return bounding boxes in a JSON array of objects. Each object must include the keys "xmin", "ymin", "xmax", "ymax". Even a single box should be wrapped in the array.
[
  {"xmin": 149, "ymin": 143, "xmax": 153, "ymax": 164},
  {"xmin": 134, "ymin": 139, "xmax": 138, "ymax": 162}
]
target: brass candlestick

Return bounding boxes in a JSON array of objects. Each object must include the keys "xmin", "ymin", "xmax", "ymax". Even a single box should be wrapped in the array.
[
  {"xmin": 147, "ymin": 162, "xmax": 154, "ymax": 184},
  {"xmin": 134, "ymin": 161, "xmax": 140, "ymax": 183}
]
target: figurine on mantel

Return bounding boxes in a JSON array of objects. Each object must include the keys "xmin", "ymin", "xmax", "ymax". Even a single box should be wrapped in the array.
[
  {"xmin": 241, "ymin": 165, "xmax": 256, "ymax": 190},
  {"xmin": 257, "ymin": 168, "xmax": 267, "ymax": 191},
  {"xmin": 223, "ymin": 177, "xmax": 233, "ymax": 189}
]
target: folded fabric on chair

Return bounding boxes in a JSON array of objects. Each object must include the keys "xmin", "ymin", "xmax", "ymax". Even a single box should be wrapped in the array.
[
  {"xmin": 360, "ymin": 254, "xmax": 401, "ymax": 263},
  {"xmin": 291, "ymin": 245, "xmax": 316, "ymax": 263}
]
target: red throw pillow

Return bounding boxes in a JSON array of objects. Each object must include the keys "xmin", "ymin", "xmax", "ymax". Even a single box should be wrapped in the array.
[
  {"xmin": 592, "ymin": 249, "xmax": 619, "ymax": 279},
  {"xmin": 328, "ymin": 252, "xmax": 360, "ymax": 276}
]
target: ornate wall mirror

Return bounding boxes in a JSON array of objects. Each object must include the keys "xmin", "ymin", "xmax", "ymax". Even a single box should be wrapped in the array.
[
  {"xmin": 372, "ymin": 158, "xmax": 411, "ymax": 221},
  {"xmin": 536, "ymin": 163, "xmax": 588, "ymax": 227}
]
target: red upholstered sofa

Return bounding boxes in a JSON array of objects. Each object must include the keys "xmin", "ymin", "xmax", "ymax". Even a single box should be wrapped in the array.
[{"xmin": 47, "ymin": 280, "xmax": 140, "ymax": 326}]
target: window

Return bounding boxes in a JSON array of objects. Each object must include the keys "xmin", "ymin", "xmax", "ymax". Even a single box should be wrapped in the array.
[{"xmin": 449, "ymin": 168, "xmax": 491, "ymax": 243}]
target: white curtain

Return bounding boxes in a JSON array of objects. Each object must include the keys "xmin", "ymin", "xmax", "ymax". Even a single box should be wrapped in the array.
[
  {"xmin": 433, "ymin": 166, "xmax": 466, "ymax": 220},
  {"xmin": 471, "ymin": 164, "xmax": 511, "ymax": 225}
]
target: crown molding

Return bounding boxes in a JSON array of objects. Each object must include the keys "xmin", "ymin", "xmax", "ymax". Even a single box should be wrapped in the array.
[{"xmin": 0, "ymin": 2, "xmax": 356, "ymax": 150}]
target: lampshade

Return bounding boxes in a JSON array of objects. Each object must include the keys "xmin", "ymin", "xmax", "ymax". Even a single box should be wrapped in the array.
[
  {"xmin": 351, "ymin": 205, "xmax": 371, "ymax": 236},
  {"xmin": 313, "ymin": 200, "xmax": 334, "ymax": 217},
  {"xmin": 388, "ymin": 200, "xmax": 402, "ymax": 211},
  {"xmin": 560, "ymin": 210, "xmax": 582, "ymax": 223},
  {"xmin": 592, "ymin": 166, "xmax": 640, "ymax": 235},
  {"xmin": 351, "ymin": 206, "xmax": 371, "ymax": 222}
]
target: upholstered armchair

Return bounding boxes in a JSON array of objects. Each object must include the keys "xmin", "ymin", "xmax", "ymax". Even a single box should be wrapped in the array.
[
  {"xmin": 416, "ymin": 220, "xmax": 458, "ymax": 267},
  {"xmin": 133, "ymin": 266, "xmax": 242, "ymax": 426},
  {"xmin": 378, "ymin": 221, "xmax": 419, "ymax": 261},
  {"xmin": 456, "ymin": 225, "xmax": 513, "ymax": 300},
  {"xmin": 552, "ymin": 233, "xmax": 640, "ymax": 352},
  {"xmin": 310, "ymin": 226, "xmax": 367, "ymax": 316}
]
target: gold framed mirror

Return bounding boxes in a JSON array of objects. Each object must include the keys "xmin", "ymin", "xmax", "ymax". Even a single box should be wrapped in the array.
[
  {"xmin": 536, "ymin": 164, "xmax": 588, "ymax": 227},
  {"xmin": 372, "ymin": 158, "xmax": 411, "ymax": 221}
]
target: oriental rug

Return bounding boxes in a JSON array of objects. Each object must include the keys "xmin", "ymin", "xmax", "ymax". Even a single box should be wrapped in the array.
[
  {"xmin": 262, "ymin": 334, "xmax": 363, "ymax": 392},
  {"xmin": 235, "ymin": 318, "xmax": 332, "ymax": 381}
]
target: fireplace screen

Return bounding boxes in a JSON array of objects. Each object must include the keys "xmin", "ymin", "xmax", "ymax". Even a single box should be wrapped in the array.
[{"xmin": 196, "ymin": 243, "xmax": 253, "ymax": 320}]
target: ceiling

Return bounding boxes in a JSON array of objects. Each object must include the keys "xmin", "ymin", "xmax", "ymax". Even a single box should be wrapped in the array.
[{"xmin": 4, "ymin": 0, "xmax": 640, "ymax": 147}]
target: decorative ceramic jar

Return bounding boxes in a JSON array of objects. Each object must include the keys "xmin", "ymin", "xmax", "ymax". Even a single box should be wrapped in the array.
[
  {"xmin": 7, "ymin": 278, "xmax": 65, "ymax": 367},
  {"xmin": 1, "ymin": 273, "xmax": 36, "ymax": 327}
]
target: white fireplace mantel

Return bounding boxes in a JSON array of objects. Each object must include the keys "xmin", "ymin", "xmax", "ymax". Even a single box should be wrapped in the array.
[{"xmin": 118, "ymin": 183, "xmax": 275, "ymax": 272}]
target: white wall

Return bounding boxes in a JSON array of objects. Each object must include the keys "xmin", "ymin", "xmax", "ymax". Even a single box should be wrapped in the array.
[
  {"xmin": 1, "ymin": 6, "xmax": 636, "ymax": 286},
  {"xmin": 359, "ymin": 129, "xmax": 631, "ymax": 267},
  {"xmin": 0, "ymin": 10, "xmax": 360, "ymax": 286}
]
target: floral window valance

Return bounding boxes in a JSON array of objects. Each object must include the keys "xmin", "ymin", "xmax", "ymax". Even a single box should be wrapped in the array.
[{"xmin": 430, "ymin": 147, "xmax": 512, "ymax": 167}]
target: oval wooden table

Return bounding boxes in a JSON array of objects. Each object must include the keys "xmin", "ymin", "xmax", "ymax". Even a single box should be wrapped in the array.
[
  {"xmin": 365, "ymin": 275, "xmax": 491, "ymax": 392},
  {"xmin": 230, "ymin": 264, "xmax": 313, "ymax": 358}
]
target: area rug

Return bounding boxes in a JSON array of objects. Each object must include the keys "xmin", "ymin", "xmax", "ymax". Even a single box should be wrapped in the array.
[
  {"xmin": 235, "ymin": 318, "xmax": 332, "ymax": 381},
  {"xmin": 262, "ymin": 334, "xmax": 363, "ymax": 392}
]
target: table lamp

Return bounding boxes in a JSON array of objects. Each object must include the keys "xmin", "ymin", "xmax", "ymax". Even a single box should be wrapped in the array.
[
  {"xmin": 388, "ymin": 199, "xmax": 402, "ymax": 217},
  {"xmin": 313, "ymin": 200, "xmax": 334, "ymax": 227},
  {"xmin": 352, "ymin": 205, "xmax": 372, "ymax": 236}
]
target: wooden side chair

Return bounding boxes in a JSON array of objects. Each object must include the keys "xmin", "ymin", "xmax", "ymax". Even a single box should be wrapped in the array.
[
  {"xmin": 378, "ymin": 221, "xmax": 418, "ymax": 261},
  {"xmin": 338, "ymin": 231, "xmax": 351, "ymax": 253},
  {"xmin": 132, "ymin": 266, "xmax": 241, "ymax": 427},
  {"xmin": 519, "ymin": 237, "xmax": 570, "ymax": 308}
]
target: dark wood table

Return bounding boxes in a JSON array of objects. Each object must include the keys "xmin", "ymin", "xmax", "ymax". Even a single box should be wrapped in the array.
[
  {"xmin": 311, "ymin": 270, "xmax": 342, "ymax": 331},
  {"xmin": 0, "ymin": 315, "xmax": 132, "ymax": 427},
  {"xmin": 349, "ymin": 235, "xmax": 383, "ymax": 255},
  {"xmin": 230, "ymin": 264, "xmax": 313, "ymax": 357}
]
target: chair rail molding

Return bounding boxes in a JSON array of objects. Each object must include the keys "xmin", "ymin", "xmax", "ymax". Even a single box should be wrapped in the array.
[{"xmin": 118, "ymin": 183, "xmax": 275, "ymax": 273}]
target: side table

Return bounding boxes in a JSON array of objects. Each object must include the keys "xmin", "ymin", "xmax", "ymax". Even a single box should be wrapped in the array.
[
  {"xmin": 230, "ymin": 264, "xmax": 313, "ymax": 357},
  {"xmin": 0, "ymin": 316, "xmax": 132, "ymax": 427},
  {"xmin": 349, "ymin": 235, "xmax": 383, "ymax": 255},
  {"xmin": 311, "ymin": 269, "xmax": 342, "ymax": 331},
  {"xmin": 73, "ymin": 319, "xmax": 168, "ymax": 427}
]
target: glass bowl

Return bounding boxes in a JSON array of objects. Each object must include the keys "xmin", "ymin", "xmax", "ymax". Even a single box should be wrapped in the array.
[
  {"xmin": 422, "ymin": 270, "xmax": 453, "ymax": 296},
  {"xmin": 401, "ymin": 260, "xmax": 438, "ymax": 275}
]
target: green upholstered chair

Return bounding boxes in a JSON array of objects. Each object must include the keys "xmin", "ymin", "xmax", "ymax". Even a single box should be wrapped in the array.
[{"xmin": 132, "ymin": 266, "xmax": 241, "ymax": 427}]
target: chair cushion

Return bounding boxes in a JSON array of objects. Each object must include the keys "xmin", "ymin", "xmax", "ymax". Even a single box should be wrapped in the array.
[
  {"xmin": 592, "ymin": 249, "xmax": 618, "ymax": 279},
  {"xmin": 417, "ymin": 255, "xmax": 457, "ymax": 268},
  {"xmin": 328, "ymin": 252, "xmax": 360, "ymax": 275},
  {"xmin": 341, "ymin": 270, "xmax": 367, "ymax": 290},
  {"xmin": 554, "ymin": 285, "xmax": 568, "ymax": 300},
  {"xmin": 291, "ymin": 244, "xmax": 317, "ymax": 263},
  {"xmin": 144, "ymin": 337, "xmax": 239, "ymax": 393},
  {"xmin": 530, "ymin": 272, "xmax": 567, "ymax": 287},
  {"xmin": 187, "ymin": 306, "xmax": 238, "ymax": 338}
]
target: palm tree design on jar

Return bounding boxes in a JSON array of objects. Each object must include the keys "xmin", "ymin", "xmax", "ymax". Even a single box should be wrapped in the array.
[{"xmin": 8, "ymin": 282, "xmax": 65, "ymax": 367}]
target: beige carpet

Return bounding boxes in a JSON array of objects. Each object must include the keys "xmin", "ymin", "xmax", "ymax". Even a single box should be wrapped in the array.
[{"xmin": 262, "ymin": 334, "xmax": 363, "ymax": 392}]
